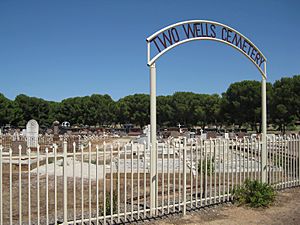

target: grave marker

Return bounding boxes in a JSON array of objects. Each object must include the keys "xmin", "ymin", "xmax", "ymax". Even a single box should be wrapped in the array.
[{"xmin": 26, "ymin": 119, "xmax": 39, "ymax": 148}]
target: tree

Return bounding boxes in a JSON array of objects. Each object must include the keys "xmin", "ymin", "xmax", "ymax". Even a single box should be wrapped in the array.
[
  {"xmin": 0, "ymin": 93, "xmax": 13, "ymax": 126},
  {"xmin": 57, "ymin": 97, "xmax": 82, "ymax": 125},
  {"xmin": 14, "ymin": 94, "xmax": 52, "ymax": 127},
  {"xmin": 0, "ymin": 75, "xmax": 298, "ymax": 130},
  {"xmin": 193, "ymin": 94, "xmax": 221, "ymax": 129},
  {"xmin": 170, "ymin": 92, "xmax": 199, "ymax": 127},
  {"xmin": 220, "ymin": 80, "xmax": 272, "ymax": 132},
  {"xmin": 157, "ymin": 95, "xmax": 174, "ymax": 127},
  {"xmin": 271, "ymin": 75, "xmax": 300, "ymax": 132},
  {"xmin": 116, "ymin": 94, "xmax": 149, "ymax": 127},
  {"xmin": 89, "ymin": 94, "xmax": 116, "ymax": 126}
]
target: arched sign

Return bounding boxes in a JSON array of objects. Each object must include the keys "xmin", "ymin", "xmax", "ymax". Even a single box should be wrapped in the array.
[
  {"xmin": 147, "ymin": 20, "xmax": 266, "ymax": 78},
  {"xmin": 146, "ymin": 20, "xmax": 268, "ymax": 214}
]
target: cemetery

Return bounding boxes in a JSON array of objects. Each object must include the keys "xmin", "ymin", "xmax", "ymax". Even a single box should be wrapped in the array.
[
  {"xmin": 0, "ymin": 106, "xmax": 299, "ymax": 224},
  {"xmin": 0, "ymin": 3, "xmax": 300, "ymax": 224}
]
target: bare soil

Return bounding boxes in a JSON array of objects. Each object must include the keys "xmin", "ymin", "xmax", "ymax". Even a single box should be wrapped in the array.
[{"xmin": 147, "ymin": 187, "xmax": 300, "ymax": 225}]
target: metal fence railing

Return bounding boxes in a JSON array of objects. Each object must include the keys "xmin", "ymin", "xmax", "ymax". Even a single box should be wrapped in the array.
[{"xmin": 0, "ymin": 135, "xmax": 299, "ymax": 225}]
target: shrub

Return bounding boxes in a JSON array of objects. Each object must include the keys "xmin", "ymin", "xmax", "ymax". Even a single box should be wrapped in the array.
[
  {"xmin": 198, "ymin": 156, "xmax": 215, "ymax": 175},
  {"xmin": 233, "ymin": 179, "xmax": 276, "ymax": 208},
  {"xmin": 100, "ymin": 192, "xmax": 117, "ymax": 216}
]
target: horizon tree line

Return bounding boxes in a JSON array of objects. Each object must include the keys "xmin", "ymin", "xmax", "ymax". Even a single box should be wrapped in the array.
[{"xmin": 0, "ymin": 75, "xmax": 299, "ymax": 133}]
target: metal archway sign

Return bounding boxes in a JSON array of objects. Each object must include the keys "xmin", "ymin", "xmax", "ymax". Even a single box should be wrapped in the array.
[{"xmin": 146, "ymin": 20, "xmax": 268, "ymax": 215}]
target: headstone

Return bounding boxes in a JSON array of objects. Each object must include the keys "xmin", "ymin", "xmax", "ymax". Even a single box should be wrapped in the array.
[
  {"xmin": 12, "ymin": 141, "xmax": 27, "ymax": 154},
  {"xmin": 21, "ymin": 129, "xmax": 27, "ymax": 136},
  {"xmin": 200, "ymin": 133, "xmax": 207, "ymax": 140},
  {"xmin": 206, "ymin": 131, "xmax": 217, "ymax": 139},
  {"xmin": 143, "ymin": 125, "xmax": 151, "ymax": 149},
  {"xmin": 13, "ymin": 131, "xmax": 20, "ymax": 141},
  {"xmin": 62, "ymin": 121, "xmax": 70, "ymax": 128},
  {"xmin": 251, "ymin": 133, "xmax": 257, "ymax": 139},
  {"xmin": 53, "ymin": 121, "xmax": 60, "ymax": 135},
  {"xmin": 189, "ymin": 131, "xmax": 196, "ymax": 139},
  {"xmin": 224, "ymin": 132, "xmax": 229, "ymax": 139},
  {"xmin": 26, "ymin": 119, "xmax": 39, "ymax": 148},
  {"xmin": 170, "ymin": 131, "xmax": 180, "ymax": 138},
  {"xmin": 53, "ymin": 121, "xmax": 60, "ymax": 141},
  {"xmin": 229, "ymin": 132, "xmax": 236, "ymax": 139},
  {"xmin": 66, "ymin": 135, "xmax": 80, "ymax": 152},
  {"xmin": 178, "ymin": 123, "xmax": 182, "ymax": 133},
  {"xmin": 46, "ymin": 128, "xmax": 53, "ymax": 134},
  {"xmin": 237, "ymin": 132, "xmax": 245, "ymax": 139}
]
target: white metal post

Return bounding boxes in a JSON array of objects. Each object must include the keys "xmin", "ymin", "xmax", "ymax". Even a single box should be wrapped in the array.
[
  {"xmin": 183, "ymin": 138, "xmax": 187, "ymax": 215},
  {"xmin": 0, "ymin": 145, "xmax": 2, "ymax": 225},
  {"xmin": 63, "ymin": 141, "xmax": 68, "ymax": 224},
  {"xmin": 150, "ymin": 62, "xmax": 157, "ymax": 215},
  {"xmin": 261, "ymin": 62, "xmax": 267, "ymax": 183},
  {"xmin": 19, "ymin": 145, "xmax": 22, "ymax": 225}
]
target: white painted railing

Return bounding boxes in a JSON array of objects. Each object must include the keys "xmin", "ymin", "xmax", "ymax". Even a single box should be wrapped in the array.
[{"xmin": 0, "ymin": 135, "xmax": 299, "ymax": 224}]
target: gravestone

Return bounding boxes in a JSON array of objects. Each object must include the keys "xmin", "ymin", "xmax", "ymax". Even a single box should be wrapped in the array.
[
  {"xmin": 13, "ymin": 131, "xmax": 20, "ymax": 141},
  {"xmin": 206, "ymin": 131, "xmax": 217, "ymax": 139},
  {"xmin": 200, "ymin": 133, "xmax": 207, "ymax": 140},
  {"xmin": 46, "ymin": 128, "xmax": 53, "ymax": 134},
  {"xmin": 62, "ymin": 121, "xmax": 70, "ymax": 128},
  {"xmin": 237, "ymin": 132, "xmax": 245, "ymax": 139},
  {"xmin": 12, "ymin": 141, "xmax": 27, "ymax": 154},
  {"xmin": 53, "ymin": 121, "xmax": 60, "ymax": 141},
  {"xmin": 53, "ymin": 121, "xmax": 60, "ymax": 135},
  {"xmin": 224, "ymin": 132, "xmax": 229, "ymax": 139},
  {"xmin": 26, "ymin": 119, "xmax": 39, "ymax": 148},
  {"xmin": 21, "ymin": 129, "xmax": 27, "ymax": 136},
  {"xmin": 229, "ymin": 132, "xmax": 236, "ymax": 139}
]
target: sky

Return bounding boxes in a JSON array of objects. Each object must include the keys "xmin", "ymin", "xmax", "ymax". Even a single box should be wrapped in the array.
[{"xmin": 0, "ymin": 0, "xmax": 299, "ymax": 102}]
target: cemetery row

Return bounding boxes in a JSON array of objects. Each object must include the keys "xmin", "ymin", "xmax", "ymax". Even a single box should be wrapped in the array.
[{"xmin": 1, "ymin": 119, "xmax": 298, "ymax": 155}]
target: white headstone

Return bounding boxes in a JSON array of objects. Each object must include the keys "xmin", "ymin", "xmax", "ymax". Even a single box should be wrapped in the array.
[
  {"xmin": 26, "ymin": 119, "xmax": 39, "ymax": 148},
  {"xmin": 62, "ymin": 121, "xmax": 70, "ymax": 127},
  {"xmin": 21, "ymin": 129, "xmax": 26, "ymax": 136},
  {"xmin": 142, "ymin": 124, "xmax": 151, "ymax": 149},
  {"xmin": 224, "ymin": 132, "xmax": 229, "ymax": 139},
  {"xmin": 200, "ymin": 128, "xmax": 203, "ymax": 135},
  {"xmin": 178, "ymin": 123, "xmax": 182, "ymax": 133},
  {"xmin": 200, "ymin": 133, "xmax": 207, "ymax": 140},
  {"xmin": 13, "ymin": 131, "xmax": 20, "ymax": 141}
]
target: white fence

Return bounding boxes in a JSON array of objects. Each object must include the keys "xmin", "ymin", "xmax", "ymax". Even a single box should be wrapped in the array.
[{"xmin": 0, "ymin": 135, "xmax": 299, "ymax": 225}]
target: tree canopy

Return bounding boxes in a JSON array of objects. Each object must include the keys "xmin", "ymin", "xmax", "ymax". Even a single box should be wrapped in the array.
[{"xmin": 0, "ymin": 75, "xmax": 299, "ymax": 132}]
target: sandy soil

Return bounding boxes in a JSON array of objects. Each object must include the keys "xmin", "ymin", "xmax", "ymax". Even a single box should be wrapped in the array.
[{"xmin": 148, "ymin": 187, "xmax": 300, "ymax": 225}]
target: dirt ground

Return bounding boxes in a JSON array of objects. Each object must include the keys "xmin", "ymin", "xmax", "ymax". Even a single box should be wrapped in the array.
[{"xmin": 148, "ymin": 187, "xmax": 300, "ymax": 225}]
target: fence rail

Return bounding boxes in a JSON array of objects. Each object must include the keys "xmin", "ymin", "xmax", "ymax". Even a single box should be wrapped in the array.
[{"xmin": 0, "ymin": 135, "xmax": 299, "ymax": 225}]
